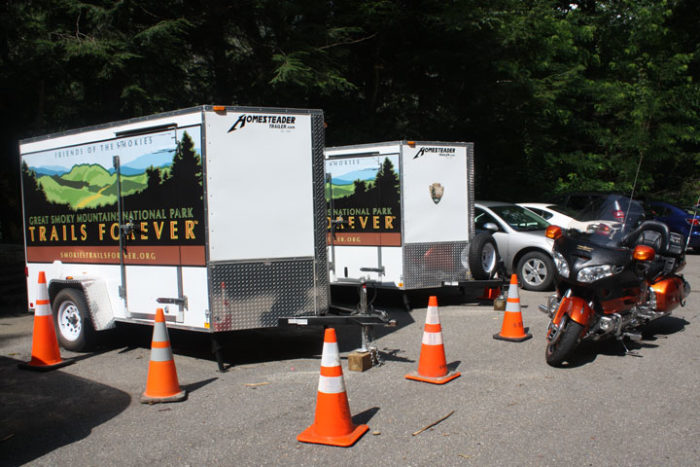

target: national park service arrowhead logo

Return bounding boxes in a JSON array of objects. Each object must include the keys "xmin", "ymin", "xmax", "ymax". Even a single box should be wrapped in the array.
[{"xmin": 429, "ymin": 183, "xmax": 444, "ymax": 204}]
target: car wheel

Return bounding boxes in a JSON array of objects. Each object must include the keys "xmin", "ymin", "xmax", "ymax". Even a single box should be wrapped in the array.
[
  {"xmin": 468, "ymin": 232, "xmax": 498, "ymax": 280},
  {"xmin": 516, "ymin": 251, "xmax": 554, "ymax": 291}
]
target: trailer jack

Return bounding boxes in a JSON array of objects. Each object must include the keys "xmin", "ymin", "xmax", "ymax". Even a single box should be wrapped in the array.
[{"xmin": 278, "ymin": 281, "xmax": 396, "ymax": 370}]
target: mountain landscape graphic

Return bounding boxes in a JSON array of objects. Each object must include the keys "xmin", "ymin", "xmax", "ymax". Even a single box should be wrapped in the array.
[
  {"xmin": 330, "ymin": 167, "xmax": 379, "ymax": 185},
  {"xmin": 31, "ymin": 148, "xmax": 177, "ymax": 177}
]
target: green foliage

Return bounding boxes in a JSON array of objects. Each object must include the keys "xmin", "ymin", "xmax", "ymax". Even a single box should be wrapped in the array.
[
  {"xmin": 37, "ymin": 167, "xmax": 147, "ymax": 210},
  {"xmin": 2, "ymin": 0, "xmax": 700, "ymax": 242}
]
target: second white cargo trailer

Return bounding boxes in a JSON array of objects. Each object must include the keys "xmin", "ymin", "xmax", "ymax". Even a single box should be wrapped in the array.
[
  {"xmin": 325, "ymin": 141, "xmax": 502, "ymax": 295},
  {"xmin": 20, "ymin": 106, "xmax": 334, "ymax": 368}
]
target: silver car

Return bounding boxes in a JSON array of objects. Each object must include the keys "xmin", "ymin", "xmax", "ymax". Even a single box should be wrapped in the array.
[{"xmin": 475, "ymin": 201, "xmax": 555, "ymax": 291}]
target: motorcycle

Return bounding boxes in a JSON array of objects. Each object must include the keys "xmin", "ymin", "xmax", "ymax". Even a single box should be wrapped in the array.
[{"xmin": 541, "ymin": 199, "xmax": 691, "ymax": 366}]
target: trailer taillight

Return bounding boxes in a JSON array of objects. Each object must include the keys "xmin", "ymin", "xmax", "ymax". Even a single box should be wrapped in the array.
[
  {"xmin": 212, "ymin": 105, "xmax": 226, "ymax": 113},
  {"xmin": 25, "ymin": 266, "xmax": 28, "ymax": 277},
  {"xmin": 407, "ymin": 141, "xmax": 416, "ymax": 147}
]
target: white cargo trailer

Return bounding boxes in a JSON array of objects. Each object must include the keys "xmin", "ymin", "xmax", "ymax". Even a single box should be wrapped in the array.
[
  {"xmin": 325, "ymin": 141, "xmax": 502, "ymax": 297},
  {"xmin": 20, "ymin": 106, "xmax": 333, "ymax": 366}
]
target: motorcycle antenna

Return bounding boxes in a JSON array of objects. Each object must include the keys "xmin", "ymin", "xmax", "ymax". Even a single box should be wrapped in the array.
[
  {"xmin": 623, "ymin": 153, "xmax": 644, "ymax": 231},
  {"xmin": 686, "ymin": 193, "xmax": 700, "ymax": 251}
]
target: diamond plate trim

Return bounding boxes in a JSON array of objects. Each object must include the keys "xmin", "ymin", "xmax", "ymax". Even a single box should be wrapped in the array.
[
  {"xmin": 402, "ymin": 241, "xmax": 469, "ymax": 289},
  {"xmin": 310, "ymin": 112, "xmax": 330, "ymax": 312},
  {"xmin": 210, "ymin": 259, "xmax": 320, "ymax": 331},
  {"xmin": 466, "ymin": 143, "xmax": 475, "ymax": 240}
]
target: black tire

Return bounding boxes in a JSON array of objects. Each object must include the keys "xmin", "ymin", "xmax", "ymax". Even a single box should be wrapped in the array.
[
  {"xmin": 546, "ymin": 319, "xmax": 584, "ymax": 366},
  {"xmin": 52, "ymin": 288, "xmax": 95, "ymax": 351},
  {"xmin": 469, "ymin": 232, "xmax": 499, "ymax": 280},
  {"xmin": 516, "ymin": 251, "xmax": 554, "ymax": 291}
]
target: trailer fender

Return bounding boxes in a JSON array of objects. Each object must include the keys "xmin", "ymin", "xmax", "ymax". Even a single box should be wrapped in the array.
[{"xmin": 49, "ymin": 279, "xmax": 116, "ymax": 331}]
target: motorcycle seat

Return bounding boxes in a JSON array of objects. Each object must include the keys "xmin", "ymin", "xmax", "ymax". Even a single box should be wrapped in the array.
[
  {"xmin": 631, "ymin": 221, "xmax": 686, "ymax": 262},
  {"xmin": 637, "ymin": 229, "xmax": 666, "ymax": 252},
  {"xmin": 626, "ymin": 220, "xmax": 674, "ymax": 256}
]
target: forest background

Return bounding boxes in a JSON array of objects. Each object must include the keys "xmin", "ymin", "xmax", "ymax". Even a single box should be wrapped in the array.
[{"xmin": 1, "ymin": 0, "xmax": 698, "ymax": 243}]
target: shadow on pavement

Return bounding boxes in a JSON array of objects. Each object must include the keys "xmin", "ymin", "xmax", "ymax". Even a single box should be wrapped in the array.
[
  {"xmin": 0, "ymin": 356, "xmax": 131, "ymax": 466},
  {"xmin": 94, "ymin": 294, "xmax": 417, "ymax": 370},
  {"xmin": 554, "ymin": 315, "xmax": 689, "ymax": 368},
  {"xmin": 352, "ymin": 406, "xmax": 380, "ymax": 426}
]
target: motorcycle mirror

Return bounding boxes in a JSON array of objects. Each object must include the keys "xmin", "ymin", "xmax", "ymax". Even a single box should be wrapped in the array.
[
  {"xmin": 633, "ymin": 245, "xmax": 656, "ymax": 261},
  {"xmin": 546, "ymin": 225, "xmax": 562, "ymax": 239}
]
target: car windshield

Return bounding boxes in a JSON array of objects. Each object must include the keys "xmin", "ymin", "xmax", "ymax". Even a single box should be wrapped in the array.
[{"xmin": 490, "ymin": 205, "xmax": 549, "ymax": 231}]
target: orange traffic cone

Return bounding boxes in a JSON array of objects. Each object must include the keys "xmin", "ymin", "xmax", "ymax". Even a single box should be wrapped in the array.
[
  {"xmin": 493, "ymin": 275, "xmax": 532, "ymax": 342},
  {"xmin": 18, "ymin": 271, "xmax": 73, "ymax": 371},
  {"xmin": 405, "ymin": 296, "xmax": 461, "ymax": 384},
  {"xmin": 297, "ymin": 328, "xmax": 369, "ymax": 447},
  {"xmin": 140, "ymin": 308, "xmax": 186, "ymax": 403},
  {"xmin": 479, "ymin": 286, "xmax": 501, "ymax": 300}
]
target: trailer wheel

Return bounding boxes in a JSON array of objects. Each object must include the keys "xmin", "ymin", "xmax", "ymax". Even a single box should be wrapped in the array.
[
  {"xmin": 53, "ymin": 288, "xmax": 95, "ymax": 351},
  {"xmin": 469, "ymin": 232, "xmax": 498, "ymax": 280}
]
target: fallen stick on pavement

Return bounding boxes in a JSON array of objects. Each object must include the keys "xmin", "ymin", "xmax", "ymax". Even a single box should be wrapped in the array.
[{"xmin": 412, "ymin": 410, "xmax": 455, "ymax": 436}]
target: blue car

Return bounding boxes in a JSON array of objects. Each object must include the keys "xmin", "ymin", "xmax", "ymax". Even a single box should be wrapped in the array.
[{"xmin": 646, "ymin": 201, "xmax": 700, "ymax": 251}]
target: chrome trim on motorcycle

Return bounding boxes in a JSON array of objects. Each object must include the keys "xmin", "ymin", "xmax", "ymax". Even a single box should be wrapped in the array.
[{"xmin": 546, "ymin": 314, "xmax": 568, "ymax": 346}]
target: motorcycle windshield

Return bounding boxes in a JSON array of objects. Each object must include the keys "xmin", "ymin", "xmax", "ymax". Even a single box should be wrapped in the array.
[{"xmin": 566, "ymin": 195, "xmax": 646, "ymax": 248}]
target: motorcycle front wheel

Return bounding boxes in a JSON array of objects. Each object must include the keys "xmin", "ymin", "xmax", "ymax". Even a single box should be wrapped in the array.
[{"xmin": 545, "ymin": 319, "xmax": 584, "ymax": 367}]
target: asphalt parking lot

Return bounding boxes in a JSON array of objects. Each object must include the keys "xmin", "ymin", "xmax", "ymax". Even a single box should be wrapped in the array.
[{"xmin": 1, "ymin": 255, "xmax": 699, "ymax": 466}]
